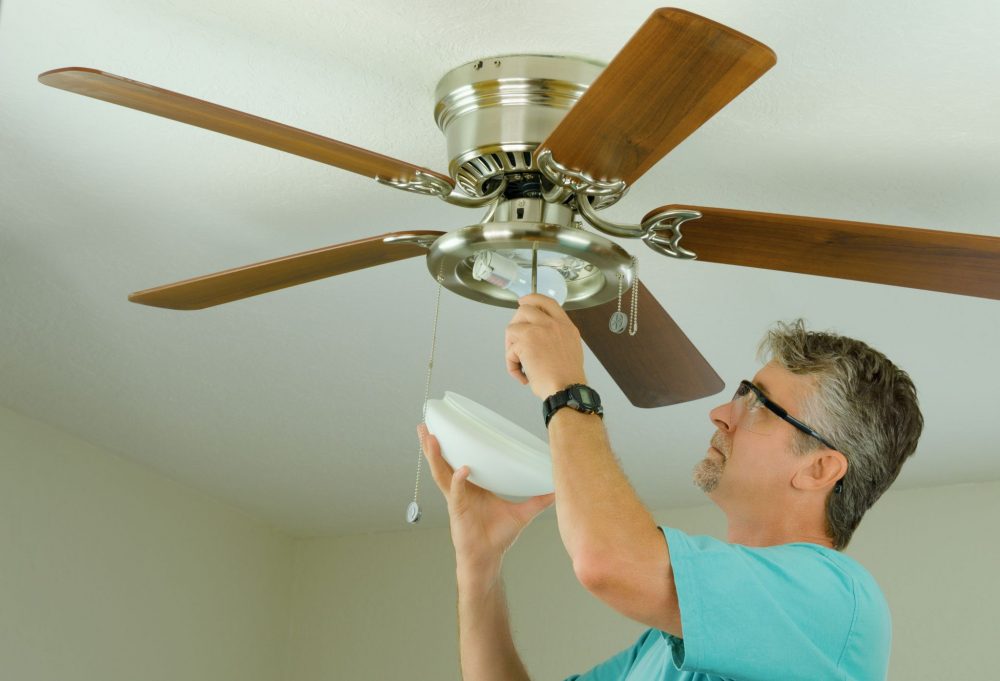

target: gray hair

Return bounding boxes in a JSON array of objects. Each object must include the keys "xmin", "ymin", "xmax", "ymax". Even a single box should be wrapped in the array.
[{"xmin": 759, "ymin": 320, "xmax": 923, "ymax": 550}]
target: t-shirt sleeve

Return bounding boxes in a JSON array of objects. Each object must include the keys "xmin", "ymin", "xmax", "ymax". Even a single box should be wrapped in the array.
[
  {"xmin": 562, "ymin": 629, "xmax": 658, "ymax": 681},
  {"xmin": 662, "ymin": 527, "xmax": 858, "ymax": 680}
]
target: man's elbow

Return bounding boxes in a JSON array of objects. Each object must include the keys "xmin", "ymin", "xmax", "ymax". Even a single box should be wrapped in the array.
[
  {"xmin": 571, "ymin": 551, "xmax": 682, "ymax": 636},
  {"xmin": 572, "ymin": 553, "xmax": 613, "ymax": 594},
  {"xmin": 571, "ymin": 550, "xmax": 644, "ymax": 599}
]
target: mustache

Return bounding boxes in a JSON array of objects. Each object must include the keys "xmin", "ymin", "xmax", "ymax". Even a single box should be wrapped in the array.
[{"xmin": 710, "ymin": 432, "xmax": 731, "ymax": 458}]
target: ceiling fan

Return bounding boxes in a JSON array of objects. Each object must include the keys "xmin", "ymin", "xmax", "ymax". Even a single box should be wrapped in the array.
[{"xmin": 38, "ymin": 8, "xmax": 1000, "ymax": 409}]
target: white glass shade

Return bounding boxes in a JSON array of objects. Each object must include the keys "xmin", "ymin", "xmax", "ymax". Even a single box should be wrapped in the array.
[{"xmin": 424, "ymin": 391, "xmax": 554, "ymax": 497}]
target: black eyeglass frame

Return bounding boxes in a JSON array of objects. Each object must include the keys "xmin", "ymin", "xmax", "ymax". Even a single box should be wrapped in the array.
[
  {"xmin": 735, "ymin": 380, "xmax": 846, "ymax": 494},
  {"xmin": 736, "ymin": 380, "xmax": 838, "ymax": 451}
]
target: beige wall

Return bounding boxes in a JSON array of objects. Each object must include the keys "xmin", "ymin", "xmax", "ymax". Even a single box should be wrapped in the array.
[
  {"xmin": 4, "ymin": 400, "xmax": 997, "ymax": 680},
  {"xmin": 0, "ymin": 405, "xmax": 295, "ymax": 681},
  {"xmin": 286, "ymin": 480, "xmax": 1000, "ymax": 681}
]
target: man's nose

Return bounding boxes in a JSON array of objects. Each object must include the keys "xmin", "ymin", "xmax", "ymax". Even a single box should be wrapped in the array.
[{"xmin": 709, "ymin": 400, "xmax": 736, "ymax": 433}]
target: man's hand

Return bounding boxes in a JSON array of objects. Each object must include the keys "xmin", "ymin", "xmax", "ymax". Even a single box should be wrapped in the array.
[
  {"xmin": 418, "ymin": 424, "xmax": 554, "ymax": 579},
  {"xmin": 505, "ymin": 293, "xmax": 587, "ymax": 400},
  {"xmin": 419, "ymin": 425, "xmax": 547, "ymax": 681}
]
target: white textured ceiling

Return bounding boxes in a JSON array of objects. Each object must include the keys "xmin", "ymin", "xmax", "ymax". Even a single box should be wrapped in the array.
[{"xmin": 1, "ymin": 0, "xmax": 998, "ymax": 536}]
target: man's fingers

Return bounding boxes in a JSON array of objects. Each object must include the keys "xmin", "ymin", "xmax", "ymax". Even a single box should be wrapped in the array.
[
  {"xmin": 505, "ymin": 322, "xmax": 537, "ymax": 385},
  {"xmin": 418, "ymin": 424, "xmax": 455, "ymax": 494},
  {"xmin": 518, "ymin": 293, "xmax": 568, "ymax": 319},
  {"xmin": 449, "ymin": 465, "xmax": 471, "ymax": 510},
  {"xmin": 509, "ymin": 302, "xmax": 552, "ymax": 326},
  {"xmin": 505, "ymin": 345, "xmax": 529, "ymax": 384},
  {"xmin": 504, "ymin": 325, "xmax": 528, "ymax": 383}
]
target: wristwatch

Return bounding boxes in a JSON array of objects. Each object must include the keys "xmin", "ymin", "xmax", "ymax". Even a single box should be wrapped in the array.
[{"xmin": 543, "ymin": 384, "xmax": 604, "ymax": 427}]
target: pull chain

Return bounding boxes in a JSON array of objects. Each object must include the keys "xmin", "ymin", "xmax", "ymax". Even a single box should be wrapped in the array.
[
  {"xmin": 610, "ymin": 272, "xmax": 628, "ymax": 334},
  {"xmin": 407, "ymin": 270, "xmax": 445, "ymax": 525},
  {"xmin": 627, "ymin": 256, "xmax": 639, "ymax": 336},
  {"xmin": 609, "ymin": 256, "xmax": 639, "ymax": 335}
]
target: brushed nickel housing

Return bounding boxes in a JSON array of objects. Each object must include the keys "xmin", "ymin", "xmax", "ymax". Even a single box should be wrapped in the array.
[
  {"xmin": 430, "ymin": 57, "xmax": 658, "ymax": 310},
  {"xmin": 426, "ymin": 218, "xmax": 634, "ymax": 311},
  {"xmin": 435, "ymin": 55, "xmax": 605, "ymax": 197}
]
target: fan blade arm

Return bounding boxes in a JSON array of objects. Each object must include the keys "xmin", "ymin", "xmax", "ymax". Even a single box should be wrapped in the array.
[
  {"xmin": 38, "ymin": 67, "xmax": 454, "ymax": 189},
  {"xmin": 651, "ymin": 205, "xmax": 1000, "ymax": 300},
  {"xmin": 539, "ymin": 8, "xmax": 775, "ymax": 187},
  {"xmin": 567, "ymin": 281, "xmax": 724, "ymax": 408},
  {"xmin": 129, "ymin": 231, "xmax": 444, "ymax": 310}
]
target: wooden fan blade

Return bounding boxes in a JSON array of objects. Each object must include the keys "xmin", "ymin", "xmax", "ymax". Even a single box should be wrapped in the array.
[
  {"xmin": 38, "ymin": 67, "xmax": 454, "ymax": 187},
  {"xmin": 129, "ymin": 231, "xmax": 443, "ymax": 310},
  {"xmin": 648, "ymin": 205, "xmax": 1000, "ymax": 300},
  {"xmin": 540, "ymin": 9, "xmax": 775, "ymax": 186},
  {"xmin": 567, "ymin": 281, "xmax": 724, "ymax": 408}
]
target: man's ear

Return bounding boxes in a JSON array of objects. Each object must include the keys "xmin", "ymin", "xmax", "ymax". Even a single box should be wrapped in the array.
[{"xmin": 793, "ymin": 449, "xmax": 848, "ymax": 493}]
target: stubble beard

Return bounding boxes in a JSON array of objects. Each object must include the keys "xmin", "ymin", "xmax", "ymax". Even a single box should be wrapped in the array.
[{"xmin": 693, "ymin": 433, "xmax": 730, "ymax": 493}]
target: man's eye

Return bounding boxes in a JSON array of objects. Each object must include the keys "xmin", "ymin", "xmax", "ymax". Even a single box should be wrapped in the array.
[{"xmin": 747, "ymin": 396, "xmax": 765, "ymax": 412}]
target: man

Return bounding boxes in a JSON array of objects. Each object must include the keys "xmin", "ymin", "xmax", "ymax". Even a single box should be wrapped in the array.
[{"xmin": 418, "ymin": 294, "xmax": 922, "ymax": 680}]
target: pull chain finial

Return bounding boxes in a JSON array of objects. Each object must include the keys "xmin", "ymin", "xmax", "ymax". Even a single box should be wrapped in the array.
[
  {"xmin": 609, "ymin": 256, "xmax": 639, "ymax": 335},
  {"xmin": 407, "ymin": 269, "xmax": 445, "ymax": 525}
]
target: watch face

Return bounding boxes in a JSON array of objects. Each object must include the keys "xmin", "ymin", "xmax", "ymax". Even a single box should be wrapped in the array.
[{"xmin": 575, "ymin": 385, "xmax": 596, "ymax": 407}]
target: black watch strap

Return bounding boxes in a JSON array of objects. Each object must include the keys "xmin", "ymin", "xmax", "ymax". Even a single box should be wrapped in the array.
[{"xmin": 543, "ymin": 384, "xmax": 604, "ymax": 427}]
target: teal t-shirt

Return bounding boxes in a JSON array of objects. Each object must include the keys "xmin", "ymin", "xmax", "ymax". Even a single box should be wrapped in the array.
[{"xmin": 565, "ymin": 527, "xmax": 891, "ymax": 681}]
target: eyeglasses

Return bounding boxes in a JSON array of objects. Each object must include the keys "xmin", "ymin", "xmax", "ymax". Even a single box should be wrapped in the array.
[{"xmin": 731, "ymin": 380, "xmax": 845, "ymax": 493}]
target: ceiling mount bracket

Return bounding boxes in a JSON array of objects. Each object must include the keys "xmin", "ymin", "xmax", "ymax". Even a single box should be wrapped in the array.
[{"xmin": 376, "ymin": 171, "xmax": 506, "ymax": 208}]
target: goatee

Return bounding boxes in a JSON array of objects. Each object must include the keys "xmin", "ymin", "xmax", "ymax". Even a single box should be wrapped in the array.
[
  {"xmin": 693, "ymin": 434, "xmax": 729, "ymax": 493},
  {"xmin": 693, "ymin": 457, "xmax": 724, "ymax": 493}
]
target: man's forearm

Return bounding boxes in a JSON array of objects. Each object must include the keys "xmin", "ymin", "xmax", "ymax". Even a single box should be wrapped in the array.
[
  {"xmin": 456, "ymin": 564, "xmax": 531, "ymax": 681},
  {"xmin": 502, "ymin": 296, "xmax": 679, "ymax": 633},
  {"xmin": 545, "ymin": 408, "xmax": 682, "ymax": 634},
  {"xmin": 547, "ymin": 409, "xmax": 662, "ymax": 566}
]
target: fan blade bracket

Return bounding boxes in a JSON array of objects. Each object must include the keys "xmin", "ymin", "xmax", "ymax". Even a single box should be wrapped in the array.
[
  {"xmin": 375, "ymin": 170, "xmax": 507, "ymax": 209},
  {"xmin": 382, "ymin": 232, "xmax": 442, "ymax": 250},
  {"xmin": 536, "ymin": 148, "xmax": 702, "ymax": 259},
  {"xmin": 537, "ymin": 148, "xmax": 628, "ymax": 207},
  {"xmin": 572, "ymin": 187, "xmax": 702, "ymax": 261},
  {"xmin": 375, "ymin": 170, "xmax": 454, "ymax": 197},
  {"xmin": 639, "ymin": 208, "xmax": 702, "ymax": 260}
]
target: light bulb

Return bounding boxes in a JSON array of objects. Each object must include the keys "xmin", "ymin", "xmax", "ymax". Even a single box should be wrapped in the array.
[{"xmin": 472, "ymin": 251, "xmax": 568, "ymax": 305}]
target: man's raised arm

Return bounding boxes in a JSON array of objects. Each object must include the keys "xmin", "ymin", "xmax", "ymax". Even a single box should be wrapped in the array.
[
  {"xmin": 419, "ymin": 425, "xmax": 553, "ymax": 681},
  {"xmin": 504, "ymin": 294, "xmax": 682, "ymax": 636}
]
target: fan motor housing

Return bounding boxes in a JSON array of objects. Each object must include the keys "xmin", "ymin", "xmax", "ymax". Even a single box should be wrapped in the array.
[{"xmin": 434, "ymin": 55, "xmax": 604, "ymax": 197}]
